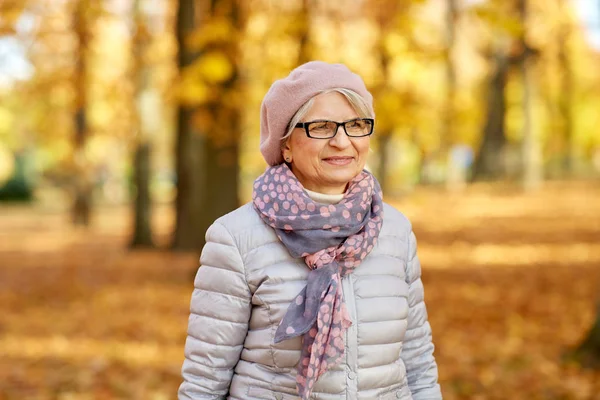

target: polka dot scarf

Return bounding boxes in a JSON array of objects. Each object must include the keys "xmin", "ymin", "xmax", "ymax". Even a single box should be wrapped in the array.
[{"xmin": 252, "ymin": 163, "xmax": 384, "ymax": 399}]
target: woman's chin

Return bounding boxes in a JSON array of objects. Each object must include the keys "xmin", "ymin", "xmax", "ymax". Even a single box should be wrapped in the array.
[{"xmin": 322, "ymin": 169, "xmax": 359, "ymax": 186}]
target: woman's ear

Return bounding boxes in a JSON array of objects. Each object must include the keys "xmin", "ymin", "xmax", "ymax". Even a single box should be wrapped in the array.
[{"xmin": 282, "ymin": 139, "xmax": 292, "ymax": 163}]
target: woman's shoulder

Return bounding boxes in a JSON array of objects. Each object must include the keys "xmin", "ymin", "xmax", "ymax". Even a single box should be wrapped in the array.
[
  {"xmin": 214, "ymin": 202, "xmax": 266, "ymax": 234},
  {"xmin": 211, "ymin": 202, "xmax": 278, "ymax": 252},
  {"xmin": 381, "ymin": 202, "xmax": 413, "ymax": 237}
]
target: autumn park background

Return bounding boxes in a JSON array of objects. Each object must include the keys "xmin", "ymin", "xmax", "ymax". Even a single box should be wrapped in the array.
[{"xmin": 1, "ymin": 0, "xmax": 600, "ymax": 399}]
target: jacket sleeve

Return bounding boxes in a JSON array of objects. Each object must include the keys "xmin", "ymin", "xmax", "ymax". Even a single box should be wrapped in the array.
[
  {"xmin": 178, "ymin": 221, "xmax": 252, "ymax": 400},
  {"xmin": 400, "ymin": 229, "xmax": 442, "ymax": 399}
]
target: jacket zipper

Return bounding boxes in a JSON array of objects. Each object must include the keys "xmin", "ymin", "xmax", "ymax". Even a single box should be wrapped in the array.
[{"xmin": 342, "ymin": 275, "xmax": 358, "ymax": 398}]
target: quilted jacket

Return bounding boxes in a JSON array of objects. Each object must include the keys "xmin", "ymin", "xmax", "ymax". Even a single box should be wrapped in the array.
[{"xmin": 178, "ymin": 202, "xmax": 442, "ymax": 400}]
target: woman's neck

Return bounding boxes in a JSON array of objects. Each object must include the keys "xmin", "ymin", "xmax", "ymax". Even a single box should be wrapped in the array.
[{"xmin": 304, "ymin": 188, "xmax": 344, "ymax": 205}]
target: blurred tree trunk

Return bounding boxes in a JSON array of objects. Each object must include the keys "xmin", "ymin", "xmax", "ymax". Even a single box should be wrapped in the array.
[
  {"xmin": 444, "ymin": 0, "xmax": 461, "ymax": 191},
  {"xmin": 173, "ymin": 0, "xmax": 243, "ymax": 250},
  {"xmin": 377, "ymin": 134, "xmax": 391, "ymax": 193},
  {"xmin": 132, "ymin": 143, "xmax": 154, "ymax": 247},
  {"xmin": 130, "ymin": 0, "xmax": 155, "ymax": 248},
  {"xmin": 518, "ymin": 0, "xmax": 542, "ymax": 191},
  {"xmin": 297, "ymin": 0, "xmax": 311, "ymax": 66},
  {"xmin": 72, "ymin": 0, "xmax": 92, "ymax": 226},
  {"xmin": 201, "ymin": 116, "xmax": 239, "ymax": 237},
  {"xmin": 371, "ymin": 1, "xmax": 402, "ymax": 193},
  {"xmin": 472, "ymin": 50, "xmax": 509, "ymax": 181},
  {"xmin": 376, "ymin": 45, "xmax": 391, "ymax": 194},
  {"xmin": 198, "ymin": 0, "xmax": 243, "ymax": 238},
  {"xmin": 573, "ymin": 302, "xmax": 600, "ymax": 367},
  {"xmin": 442, "ymin": 0, "xmax": 457, "ymax": 148},
  {"xmin": 557, "ymin": 0, "xmax": 574, "ymax": 175},
  {"xmin": 172, "ymin": 0, "xmax": 206, "ymax": 250}
]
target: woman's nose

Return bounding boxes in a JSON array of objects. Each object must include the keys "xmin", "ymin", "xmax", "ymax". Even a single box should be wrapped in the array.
[{"xmin": 329, "ymin": 125, "xmax": 351, "ymax": 148}]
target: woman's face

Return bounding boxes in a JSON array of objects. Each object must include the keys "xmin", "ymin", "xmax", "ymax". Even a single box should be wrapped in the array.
[{"xmin": 283, "ymin": 92, "xmax": 371, "ymax": 194}]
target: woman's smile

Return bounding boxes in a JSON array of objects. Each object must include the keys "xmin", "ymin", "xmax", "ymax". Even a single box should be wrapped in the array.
[{"xmin": 322, "ymin": 156, "xmax": 354, "ymax": 166}]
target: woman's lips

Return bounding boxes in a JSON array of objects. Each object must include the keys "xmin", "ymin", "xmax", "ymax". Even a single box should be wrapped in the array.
[{"xmin": 323, "ymin": 156, "xmax": 354, "ymax": 166}]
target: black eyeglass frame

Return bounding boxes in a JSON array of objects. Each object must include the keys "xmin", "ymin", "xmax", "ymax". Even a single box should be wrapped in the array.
[{"xmin": 294, "ymin": 118, "xmax": 375, "ymax": 139}]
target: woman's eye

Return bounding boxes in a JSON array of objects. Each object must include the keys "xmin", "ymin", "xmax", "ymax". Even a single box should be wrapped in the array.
[{"xmin": 310, "ymin": 123, "xmax": 329, "ymax": 130}]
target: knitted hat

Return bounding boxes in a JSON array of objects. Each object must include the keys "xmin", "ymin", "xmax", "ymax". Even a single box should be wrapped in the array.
[{"xmin": 259, "ymin": 61, "xmax": 374, "ymax": 166}]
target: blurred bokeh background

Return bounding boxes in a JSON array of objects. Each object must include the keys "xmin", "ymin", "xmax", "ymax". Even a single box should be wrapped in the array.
[{"xmin": 1, "ymin": 0, "xmax": 600, "ymax": 399}]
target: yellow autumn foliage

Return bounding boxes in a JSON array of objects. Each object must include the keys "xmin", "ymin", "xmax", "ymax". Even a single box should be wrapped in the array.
[
  {"xmin": 177, "ymin": 73, "xmax": 209, "ymax": 106},
  {"xmin": 196, "ymin": 50, "xmax": 234, "ymax": 84},
  {"xmin": 186, "ymin": 18, "xmax": 236, "ymax": 51}
]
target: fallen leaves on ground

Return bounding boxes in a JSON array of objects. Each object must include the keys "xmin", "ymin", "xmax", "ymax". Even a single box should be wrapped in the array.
[{"xmin": 0, "ymin": 181, "xmax": 599, "ymax": 399}]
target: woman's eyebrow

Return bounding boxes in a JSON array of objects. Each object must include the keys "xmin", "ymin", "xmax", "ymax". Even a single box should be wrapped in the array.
[{"xmin": 303, "ymin": 117, "xmax": 360, "ymax": 122}]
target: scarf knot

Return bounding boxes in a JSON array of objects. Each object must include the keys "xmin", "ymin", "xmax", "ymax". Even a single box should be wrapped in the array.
[
  {"xmin": 305, "ymin": 247, "xmax": 338, "ymax": 270},
  {"xmin": 252, "ymin": 163, "xmax": 383, "ymax": 400}
]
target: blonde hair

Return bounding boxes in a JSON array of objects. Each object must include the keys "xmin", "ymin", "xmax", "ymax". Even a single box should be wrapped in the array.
[{"xmin": 280, "ymin": 88, "xmax": 373, "ymax": 149}]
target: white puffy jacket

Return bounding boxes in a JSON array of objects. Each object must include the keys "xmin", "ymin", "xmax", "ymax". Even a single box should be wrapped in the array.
[{"xmin": 178, "ymin": 202, "xmax": 442, "ymax": 400}]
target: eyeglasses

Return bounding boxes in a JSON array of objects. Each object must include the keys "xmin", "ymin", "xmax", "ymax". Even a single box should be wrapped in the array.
[{"xmin": 294, "ymin": 118, "xmax": 374, "ymax": 139}]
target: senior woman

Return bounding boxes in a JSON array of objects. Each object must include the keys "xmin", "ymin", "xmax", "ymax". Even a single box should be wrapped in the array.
[{"xmin": 179, "ymin": 61, "xmax": 442, "ymax": 400}]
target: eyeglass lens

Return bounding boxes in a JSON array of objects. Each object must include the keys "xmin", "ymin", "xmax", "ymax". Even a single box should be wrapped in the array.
[{"xmin": 308, "ymin": 119, "xmax": 372, "ymax": 138}]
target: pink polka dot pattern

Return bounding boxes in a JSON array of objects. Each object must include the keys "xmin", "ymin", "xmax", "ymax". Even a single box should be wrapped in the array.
[{"xmin": 252, "ymin": 163, "xmax": 384, "ymax": 400}]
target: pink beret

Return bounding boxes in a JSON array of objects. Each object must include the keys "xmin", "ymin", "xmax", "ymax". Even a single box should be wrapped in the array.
[{"xmin": 259, "ymin": 61, "xmax": 374, "ymax": 166}]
